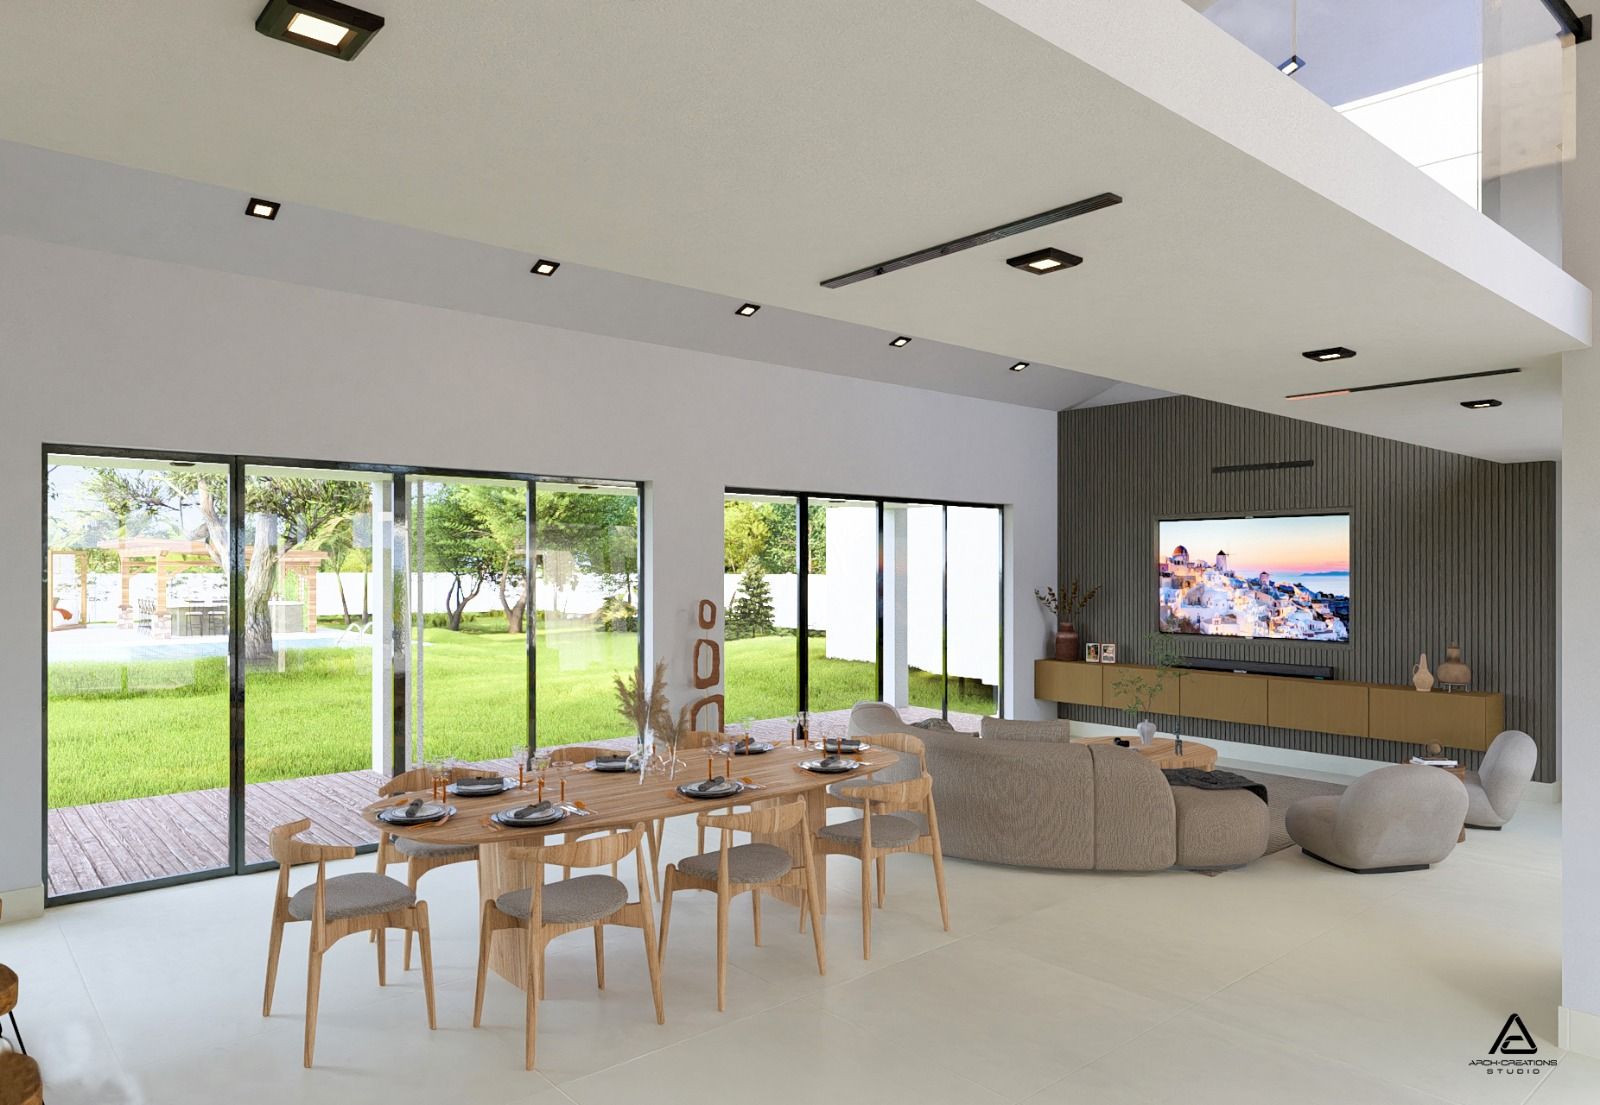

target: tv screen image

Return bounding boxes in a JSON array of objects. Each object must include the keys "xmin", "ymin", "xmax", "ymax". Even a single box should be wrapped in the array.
[{"xmin": 1158, "ymin": 514, "xmax": 1350, "ymax": 642}]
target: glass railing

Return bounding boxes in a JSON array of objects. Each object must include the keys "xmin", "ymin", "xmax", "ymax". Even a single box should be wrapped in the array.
[{"xmin": 1196, "ymin": 0, "xmax": 1579, "ymax": 262}]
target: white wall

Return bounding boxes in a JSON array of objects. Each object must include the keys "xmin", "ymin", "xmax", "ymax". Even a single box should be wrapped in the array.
[{"xmin": 0, "ymin": 233, "xmax": 1057, "ymax": 902}]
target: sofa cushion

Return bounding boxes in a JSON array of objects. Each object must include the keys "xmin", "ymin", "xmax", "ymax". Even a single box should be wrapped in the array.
[
  {"xmin": 979, "ymin": 718, "xmax": 1073, "ymax": 744},
  {"xmin": 1089, "ymin": 745, "xmax": 1176, "ymax": 870}
]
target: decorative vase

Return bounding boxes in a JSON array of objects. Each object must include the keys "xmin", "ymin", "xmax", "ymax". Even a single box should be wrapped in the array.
[
  {"xmin": 1436, "ymin": 642, "xmax": 1471, "ymax": 690},
  {"xmin": 1136, "ymin": 719, "xmax": 1157, "ymax": 746},
  {"xmin": 1054, "ymin": 621, "xmax": 1080, "ymax": 662},
  {"xmin": 1412, "ymin": 652, "xmax": 1435, "ymax": 693}
]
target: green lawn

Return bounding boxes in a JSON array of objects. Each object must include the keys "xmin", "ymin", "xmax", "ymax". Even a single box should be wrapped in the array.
[{"xmin": 46, "ymin": 622, "xmax": 995, "ymax": 807}]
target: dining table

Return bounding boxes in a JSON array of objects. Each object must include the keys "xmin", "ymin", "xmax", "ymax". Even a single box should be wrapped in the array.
[{"xmin": 361, "ymin": 740, "xmax": 895, "ymax": 989}]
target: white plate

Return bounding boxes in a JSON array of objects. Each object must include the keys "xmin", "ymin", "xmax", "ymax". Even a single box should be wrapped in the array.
[{"xmin": 800, "ymin": 758, "xmax": 862, "ymax": 774}]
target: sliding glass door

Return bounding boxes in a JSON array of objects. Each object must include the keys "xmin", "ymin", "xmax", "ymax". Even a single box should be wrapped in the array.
[
  {"xmin": 45, "ymin": 453, "xmax": 233, "ymax": 896},
  {"xmin": 806, "ymin": 499, "xmax": 879, "ymax": 727},
  {"xmin": 723, "ymin": 494, "xmax": 800, "ymax": 737}
]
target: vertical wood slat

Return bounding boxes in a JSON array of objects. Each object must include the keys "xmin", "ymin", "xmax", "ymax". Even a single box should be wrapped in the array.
[{"xmin": 1057, "ymin": 397, "xmax": 1556, "ymax": 781}]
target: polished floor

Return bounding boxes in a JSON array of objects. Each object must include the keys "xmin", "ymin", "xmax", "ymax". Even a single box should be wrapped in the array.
[{"xmin": 4, "ymin": 765, "xmax": 1591, "ymax": 1105}]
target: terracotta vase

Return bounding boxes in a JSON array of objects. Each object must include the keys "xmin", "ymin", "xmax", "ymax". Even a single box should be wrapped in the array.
[
  {"xmin": 1436, "ymin": 642, "xmax": 1472, "ymax": 689},
  {"xmin": 1412, "ymin": 652, "xmax": 1435, "ymax": 693},
  {"xmin": 1054, "ymin": 621, "xmax": 1081, "ymax": 662}
]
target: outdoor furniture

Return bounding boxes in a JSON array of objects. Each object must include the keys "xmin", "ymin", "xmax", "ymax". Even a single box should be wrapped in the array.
[
  {"xmin": 659, "ymin": 799, "xmax": 825, "ymax": 1011},
  {"xmin": 473, "ymin": 825, "xmax": 663, "ymax": 1070},
  {"xmin": 264, "ymin": 818, "xmax": 437, "ymax": 1067},
  {"xmin": 814, "ymin": 771, "xmax": 949, "ymax": 959},
  {"xmin": 1285, "ymin": 764, "xmax": 1468, "ymax": 873},
  {"xmin": 1464, "ymin": 729, "xmax": 1538, "ymax": 829}
]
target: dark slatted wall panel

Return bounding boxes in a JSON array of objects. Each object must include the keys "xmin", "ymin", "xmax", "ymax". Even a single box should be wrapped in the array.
[{"xmin": 1058, "ymin": 396, "xmax": 1557, "ymax": 781}]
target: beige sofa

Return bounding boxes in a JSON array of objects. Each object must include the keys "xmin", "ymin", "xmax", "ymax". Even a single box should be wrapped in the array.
[{"xmin": 846, "ymin": 703, "xmax": 1267, "ymax": 872}]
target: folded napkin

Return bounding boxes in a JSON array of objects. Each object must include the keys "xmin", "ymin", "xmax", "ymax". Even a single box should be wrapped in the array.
[
  {"xmin": 457, "ymin": 776, "xmax": 501, "ymax": 789},
  {"xmin": 693, "ymin": 776, "xmax": 729, "ymax": 793},
  {"xmin": 594, "ymin": 753, "xmax": 628, "ymax": 763},
  {"xmin": 819, "ymin": 755, "xmax": 846, "ymax": 769},
  {"xmin": 510, "ymin": 801, "xmax": 554, "ymax": 819},
  {"xmin": 403, "ymin": 798, "xmax": 426, "ymax": 816}
]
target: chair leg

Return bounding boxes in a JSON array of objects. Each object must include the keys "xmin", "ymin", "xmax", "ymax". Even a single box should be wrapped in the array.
[
  {"xmin": 262, "ymin": 914, "xmax": 285, "ymax": 1017},
  {"xmin": 646, "ymin": 821, "xmax": 663, "ymax": 900},
  {"xmin": 303, "ymin": 945, "xmax": 324, "ymax": 1069},
  {"xmin": 377, "ymin": 924, "xmax": 387, "ymax": 986},
  {"xmin": 403, "ymin": 864, "xmax": 421, "ymax": 971},
  {"xmin": 416, "ymin": 903, "xmax": 437, "ymax": 1030},
  {"xmin": 860, "ymin": 854, "xmax": 873, "ymax": 960},
  {"xmin": 876, "ymin": 855, "xmax": 887, "ymax": 908},
  {"xmin": 752, "ymin": 888, "xmax": 763, "ymax": 947},
  {"xmin": 658, "ymin": 867, "xmax": 677, "ymax": 958},
  {"xmin": 5, "ymin": 1012, "xmax": 23, "ymax": 1056},
  {"xmin": 640, "ymin": 905, "xmax": 666, "ymax": 1026},
  {"xmin": 715, "ymin": 886, "xmax": 731, "ymax": 1012},
  {"xmin": 931, "ymin": 844, "xmax": 951, "ymax": 932},
  {"xmin": 593, "ymin": 923, "xmax": 606, "ymax": 990},
  {"xmin": 524, "ymin": 964, "xmax": 540, "ymax": 1071},
  {"xmin": 473, "ymin": 905, "xmax": 493, "ymax": 1028},
  {"xmin": 536, "ymin": 940, "xmax": 546, "ymax": 1002},
  {"xmin": 803, "ymin": 868, "xmax": 826, "ymax": 977}
]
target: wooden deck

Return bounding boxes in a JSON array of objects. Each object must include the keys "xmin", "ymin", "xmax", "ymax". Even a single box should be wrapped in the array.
[{"xmin": 46, "ymin": 705, "xmax": 982, "ymax": 896}]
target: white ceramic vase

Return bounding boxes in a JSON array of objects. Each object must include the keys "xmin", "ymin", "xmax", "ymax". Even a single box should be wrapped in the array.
[{"xmin": 1136, "ymin": 719, "xmax": 1157, "ymax": 746}]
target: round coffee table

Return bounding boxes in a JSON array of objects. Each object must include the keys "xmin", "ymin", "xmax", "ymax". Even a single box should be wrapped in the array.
[{"xmin": 1078, "ymin": 735, "xmax": 1217, "ymax": 771}]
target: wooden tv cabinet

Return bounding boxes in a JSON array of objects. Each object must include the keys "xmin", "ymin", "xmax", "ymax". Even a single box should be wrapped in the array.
[{"xmin": 1034, "ymin": 660, "xmax": 1504, "ymax": 753}]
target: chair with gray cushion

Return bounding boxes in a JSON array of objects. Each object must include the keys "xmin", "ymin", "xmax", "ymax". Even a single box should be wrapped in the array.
[
  {"xmin": 1464, "ymin": 730, "xmax": 1537, "ymax": 829},
  {"xmin": 1286, "ymin": 764, "xmax": 1468, "ymax": 873}
]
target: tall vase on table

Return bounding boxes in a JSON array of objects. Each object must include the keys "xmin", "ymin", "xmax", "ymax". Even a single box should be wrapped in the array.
[
  {"xmin": 1055, "ymin": 622, "xmax": 1081, "ymax": 662},
  {"xmin": 1037, "ymin": 580, "xmax": 1101, "ymax": 662}
]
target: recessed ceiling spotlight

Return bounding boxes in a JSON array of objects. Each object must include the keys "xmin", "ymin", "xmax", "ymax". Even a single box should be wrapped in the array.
[
  {"xmin": 256, "ymin": 0, "xmax": 385, "ymax": 61},
  {"xmin": 1278, "ymin": 55, "xmax": 1306, "ymax": 75},
  {"xmin": 735, "ymin": 303, "xmax": 761, "ymax": 317},
  {"xmin": 1301, "ymin": 346, "xmax": 1356, "ymax": 362},
  {"xmin": 1006, "ymin": 247, "xmax": 1083, "ymax": 275},
  {"xmin": 530, "ymin": 259, "xmax": 560, "ymax": 277},
  {"xmin": 1461, "ymin": 399, "xmax": 1503, "ymax": 410},
  {"xmin": 246, "ymin": 197, "xmax": 281, "ymax": 220},
  {"xmin": 889, "ymin": 336, "xmax": 912, "ymax": 347},
  {"xmin": 1009, "ymin": 362, "xmax": 1029, "ymax": 373}
]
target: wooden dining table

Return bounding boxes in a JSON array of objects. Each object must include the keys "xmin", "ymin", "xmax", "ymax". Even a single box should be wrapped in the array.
[{"xmin": 360, "ymin": 741, "xmax": 894, "ymax": 989}]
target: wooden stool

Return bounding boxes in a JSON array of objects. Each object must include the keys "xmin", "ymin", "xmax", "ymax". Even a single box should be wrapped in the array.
[
  {"xmin": 0, "ymin": 962, "xmax": 21, "ymax": 1056},
  {"xmin": 0, "ymin": 1052, "xmax": 42, "ymax": 1105}
]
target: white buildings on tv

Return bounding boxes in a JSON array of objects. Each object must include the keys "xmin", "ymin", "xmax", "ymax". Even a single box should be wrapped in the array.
[{"xmin": 1159, "ymin": 545, "xmax": 1350, "ymax": 641}]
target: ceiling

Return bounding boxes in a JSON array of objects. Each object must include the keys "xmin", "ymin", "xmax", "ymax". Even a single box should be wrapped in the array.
[{"xmin": 0, "ymin": 0, "xmax": 1588, "ymax": 461}]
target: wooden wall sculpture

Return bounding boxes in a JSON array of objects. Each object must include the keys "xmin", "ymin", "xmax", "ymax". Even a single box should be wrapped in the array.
[{"xmin": 688, "ymin": 598, "xmax": 724, "ymax": 732}]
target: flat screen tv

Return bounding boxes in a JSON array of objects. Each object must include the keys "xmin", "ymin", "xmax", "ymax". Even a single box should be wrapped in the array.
[{"xmin": 1158, "ymin": 514, "xmax": 1350, "ymax": 642}]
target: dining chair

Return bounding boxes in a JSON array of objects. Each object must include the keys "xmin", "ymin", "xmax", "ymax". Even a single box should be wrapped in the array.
[
  {"xmin": 473, "ymin": 823, "xmax": 664, "ymax": 1071},
  {"xmin": 375, "ymin": 764, "xmax": 499, "ymax": 970},
  {"xmin": 263, "ymin": 818, "xmax": 437, "ymax": 1068},
  {"xmin": 659, "ymin": 799, "xmax": 825, "ymax": 1011},
  {"xmin": 542, "ymin": 745, "xmax": 641, "ymax": 884},
  {"xmin": 814, "ymin": 771, "xmax": 949, "ymax": 959},
  {"xmin": 824, "ymin": 729, "xmax": 927, "ymax": 909},
  {"xmin": 0, "ymin": 1051, "xmax": 41, "ymax": 1105}
]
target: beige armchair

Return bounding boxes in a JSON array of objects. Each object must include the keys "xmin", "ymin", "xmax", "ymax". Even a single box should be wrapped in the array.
[
  {"xmin": 1464, "ymin": 730, "xmax": 1537, "ymax": 829},
  {"xmin": 1286, "ymin": 764, "xmax": 1467, "ymax": 873}
]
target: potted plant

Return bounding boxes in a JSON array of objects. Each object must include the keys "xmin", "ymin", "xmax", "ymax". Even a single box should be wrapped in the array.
[
  {"xmin": 613, "ymin": 660, "xmax": 673, "ymax": 781},
  {"xmin": 1111, "ymin": 634, "xmax": 1186, "ymax": 747},
  {"xmin": 1036, "ymin": 580, "xmax": 1101, "ymax": 661}
]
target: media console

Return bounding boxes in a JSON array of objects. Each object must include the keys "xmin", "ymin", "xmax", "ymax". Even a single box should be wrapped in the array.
[{"xmin": 1034, "ymin": 660, "xmax": 1504, "ymax": 753}]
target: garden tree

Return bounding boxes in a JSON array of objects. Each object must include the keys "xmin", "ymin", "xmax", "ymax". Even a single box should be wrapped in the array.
[
  {"xmin": 84, "ymin": 469, "xmax": 366, "ymax": 663},
  {"xmin": 722, "ymin": 499, "xmax": 773, "ymax": 571},
  {"xmin": 458, "ymin": 484, "xmax": 529, "ymax": 633},
  {"xmin": 420, "ymin": 486, "xmax": 499, "ymax": 631},
  {"xmin": 726, "ymin": 559, "xmax": 777, "ymax": 639},
  {"xmin": 538, "ymin": 490, "xmax": 640, "ymax": 607}
]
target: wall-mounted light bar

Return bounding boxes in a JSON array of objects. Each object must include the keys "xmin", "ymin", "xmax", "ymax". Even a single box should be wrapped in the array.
[{"xmin": 820, "ymin": 193, "xmax": 1122, "ymax": 289}]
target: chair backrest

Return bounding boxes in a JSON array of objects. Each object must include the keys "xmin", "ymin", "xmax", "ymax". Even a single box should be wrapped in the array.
[
  {"xmin": 379, "ymin": 764, "xmax": 499, "ymax": 796},
  {"xmin": 546, "ymin": 744, "xmax": 608, "ymax": 765},
  {"xmin": 1478, "ymin": 729, "xmax": 1538, "ymax": 820},
  {"xmin": 268, "ymin": 819, "xmax": 357, "ymax": 928},
  {"xmin": 698, "ymin": 798, "xmax": 806, "ymax": 837},
  {"xmin": 851, "ymin": 772, "xmax": 934, "ymax": 815},
  {"xmin": 679, "ymin": 730, "xmax": 723, "ymax": 750},
  {"xmin": 510, "ymin": 823, "xmax": 646, "ymax": 870}
]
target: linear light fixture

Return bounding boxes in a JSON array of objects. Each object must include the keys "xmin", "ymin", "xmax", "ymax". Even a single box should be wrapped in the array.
[
  {"xmin": 1539, "ymin": 1, "xmax": 1592, "ymax": 43},
  {"xmin": 256, "ymin": 0, "xmax": 385, "ymax": 61},
  {"xmin": 889, "ymin": 336, "xmax": 912, "ymax": 347},
  {"xmin": 530, "ymin": 259, "xmax": 560, "ymax": 276},
  {"xmin": 1461, "ymin": 399, "xmax": 1504, "ymax": 410},
  {"xmin": 246, "ymin": 197, "xmax": 280, "ymax": 220},
  {"xmin": 1302, "ymin": 346, "xmax": 1356, "ymax": 362},
  {"xmin": 1009, "ymin": 361, "xmax": 1029, "ymax": 373},
  {"xmin": 735, "ymin": 303, "xmax": 761, "ymax": 317},
  {"xmin": 820, "ymin": 192, "xmax": 1122, "ymax": 288},
  {"xmin": 1006, "ymin": 247, "xmax": 1083, "ymax": 275},
  {"xmin": 1286, "ymin": 367, "xmax": 1521, "ymax": 401}
]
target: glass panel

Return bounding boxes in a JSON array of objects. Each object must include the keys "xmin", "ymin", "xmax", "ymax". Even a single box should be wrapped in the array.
[
  {"xmin": 534, "ymin": 482, "xmax": 640, "ymax": 747},
  {"xmin": 885, "ymin": 503, "xmax": 947, "ymax": 720},
  {"xmin": 46, "ymin": 454, "xmax": 232, "ymax": 896},
  {"xmin": 806, "ymin": 499, "xmax": 879, "ymax": 731},
  {"xmin": 242, "ymin": 465, "xmax": 390, "ymax": 865},
  {"xmin": 407, "ymin": 476, "xmax": 529, "ymax": 766},
  {"xmin": 946, "ymin": 506, "xmax": 1003, "ymax": 724},
  {"xmin": 724, "ymin": 494, "xmax": 799, "ymax": 739}
]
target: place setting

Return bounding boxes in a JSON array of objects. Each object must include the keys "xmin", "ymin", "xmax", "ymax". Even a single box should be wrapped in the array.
[
  {"xmin": 798, "ymin": 752, "xmax": 864, "ymax": 775},
  {"xmin": 377, "ymin": 796, "xmax": 457, "ymax": 826},
  {"xmin": 716, "ymin": 719, "xmax": 774, "ymax": 756}
]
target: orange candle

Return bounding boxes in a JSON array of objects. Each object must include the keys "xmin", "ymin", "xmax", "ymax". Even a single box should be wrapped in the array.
[
  {"xmin": 559, "ymin": 778, "xmax": 566, "ymax": 803},
  {"xmin": 537, "ymin": 778, "xmax": 545, "ymax": 801},
  {"xmin": 707, "ymin": 754, "xmax": 714, "ymax": 781},
  {"xmin": 726, "ymin": 755, "xmax": 733, "ymax": 778}
]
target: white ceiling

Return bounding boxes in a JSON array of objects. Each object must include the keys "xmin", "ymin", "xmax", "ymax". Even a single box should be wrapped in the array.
[{"xmin": 0, "ymin": 0, "xmax": 1588, "ymax": 461}]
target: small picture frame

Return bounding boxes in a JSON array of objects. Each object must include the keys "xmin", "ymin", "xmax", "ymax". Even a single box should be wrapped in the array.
[
  {"xmin": 1085, "ymin": 643, "xmax": 1101, "ymax": 663},
  {"xmin": 1101, "ymin": 643, "xmax": 1118, "ymax": 665}
]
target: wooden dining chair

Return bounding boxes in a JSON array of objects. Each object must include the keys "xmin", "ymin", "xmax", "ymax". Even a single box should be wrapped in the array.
[
  {"xmin": 541, "ymin": 745, "xmax": 640, "ymax": 884},
  {"xmin": 814, "ymin": 771, "xmax": 949, "ymax": 959},
  {"xmin": 374, "ymin": 764, "xmax": 497, "ymax": 969},
  {"xmin": 264, "ymin": 818, "xmax": 437, "ymax": 1067},
  {"xmin": 659, "ymin": 799, "xmax": 825, "ymax": 1011},
  {"xmin": 824, "ymin": 729, "xmax": 927, "ymax": 908},
  {"xmin": 473, "ymin": 823, "xmax": 664, "ymax": 1071}
]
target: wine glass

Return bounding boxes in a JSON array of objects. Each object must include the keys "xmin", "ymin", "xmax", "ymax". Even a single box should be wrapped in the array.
[
  {"xmin": 741, "ymin": 716, "xmax": 759, "ymax": 749},
  {"xmin": 510, "ymin": 743, "xmax": 529, "ymax": 788}
]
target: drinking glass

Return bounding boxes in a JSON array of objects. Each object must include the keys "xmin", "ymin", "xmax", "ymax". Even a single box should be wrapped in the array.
[{"xmin": 510, "ymin": 743, "xmax": 529, "ymax": 788}]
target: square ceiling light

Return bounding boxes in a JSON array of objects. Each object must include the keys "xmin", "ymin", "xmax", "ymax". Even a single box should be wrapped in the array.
[
  {"xmin": 1302, "ymin": 346, "xmax": 1356, "ymax": 362},
  {"xmin": 1006, "ymin": 247, "xmax": 1083, "ymax": 275},
  {"xmin": 256, "ymin": 0, "xmax": 385, "ymax": 61},
  {"xmin": 530, "ymin": 259, "xmax": 560, "ymax": 276},
  {"xmin": 735, "ymin": 303, "xmax": 761, "ymax": 317},
  {"xmin": 246, "ymin": 197, "xmax": 281, "ymax": 220}
]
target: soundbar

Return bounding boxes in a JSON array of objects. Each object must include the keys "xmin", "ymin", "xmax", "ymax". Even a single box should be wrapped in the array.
[{"xmin": 1177, "ymin": 656, "xmax": 1334, "ymax": 680}]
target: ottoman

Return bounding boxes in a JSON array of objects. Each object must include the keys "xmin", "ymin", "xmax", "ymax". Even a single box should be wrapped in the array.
[{"xmin": 1172, "ymin": 786, "xmax": 1269, "ymax": 870}]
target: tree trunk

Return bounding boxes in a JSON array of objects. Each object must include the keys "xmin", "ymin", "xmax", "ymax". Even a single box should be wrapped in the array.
[
  {"xmin": 245, "ymin": 514, "xmax": 280, "ymax": 665},
  {"xmin": 334, "ymin": 568, "xmax": 352, "ymax": 627},
  {"xmin": 445, "ymin": 572, "xmax": 484, "ymax": 632},
  {"xmin": 195, "ymin": 483, "xmax": 229, "ymax": 570},
  {"xmin": 506, "ymin": 595, "xmax": 526, "ymax": 635}
]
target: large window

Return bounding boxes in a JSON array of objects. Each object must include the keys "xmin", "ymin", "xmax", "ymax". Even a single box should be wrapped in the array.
[
  {"xmin": 44, "ymin": 447, "xmax": 642, "ymax": 901},
  {"xmin": 724, "ymin": 490, "xmax": 1004, "ymax": 740}
]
